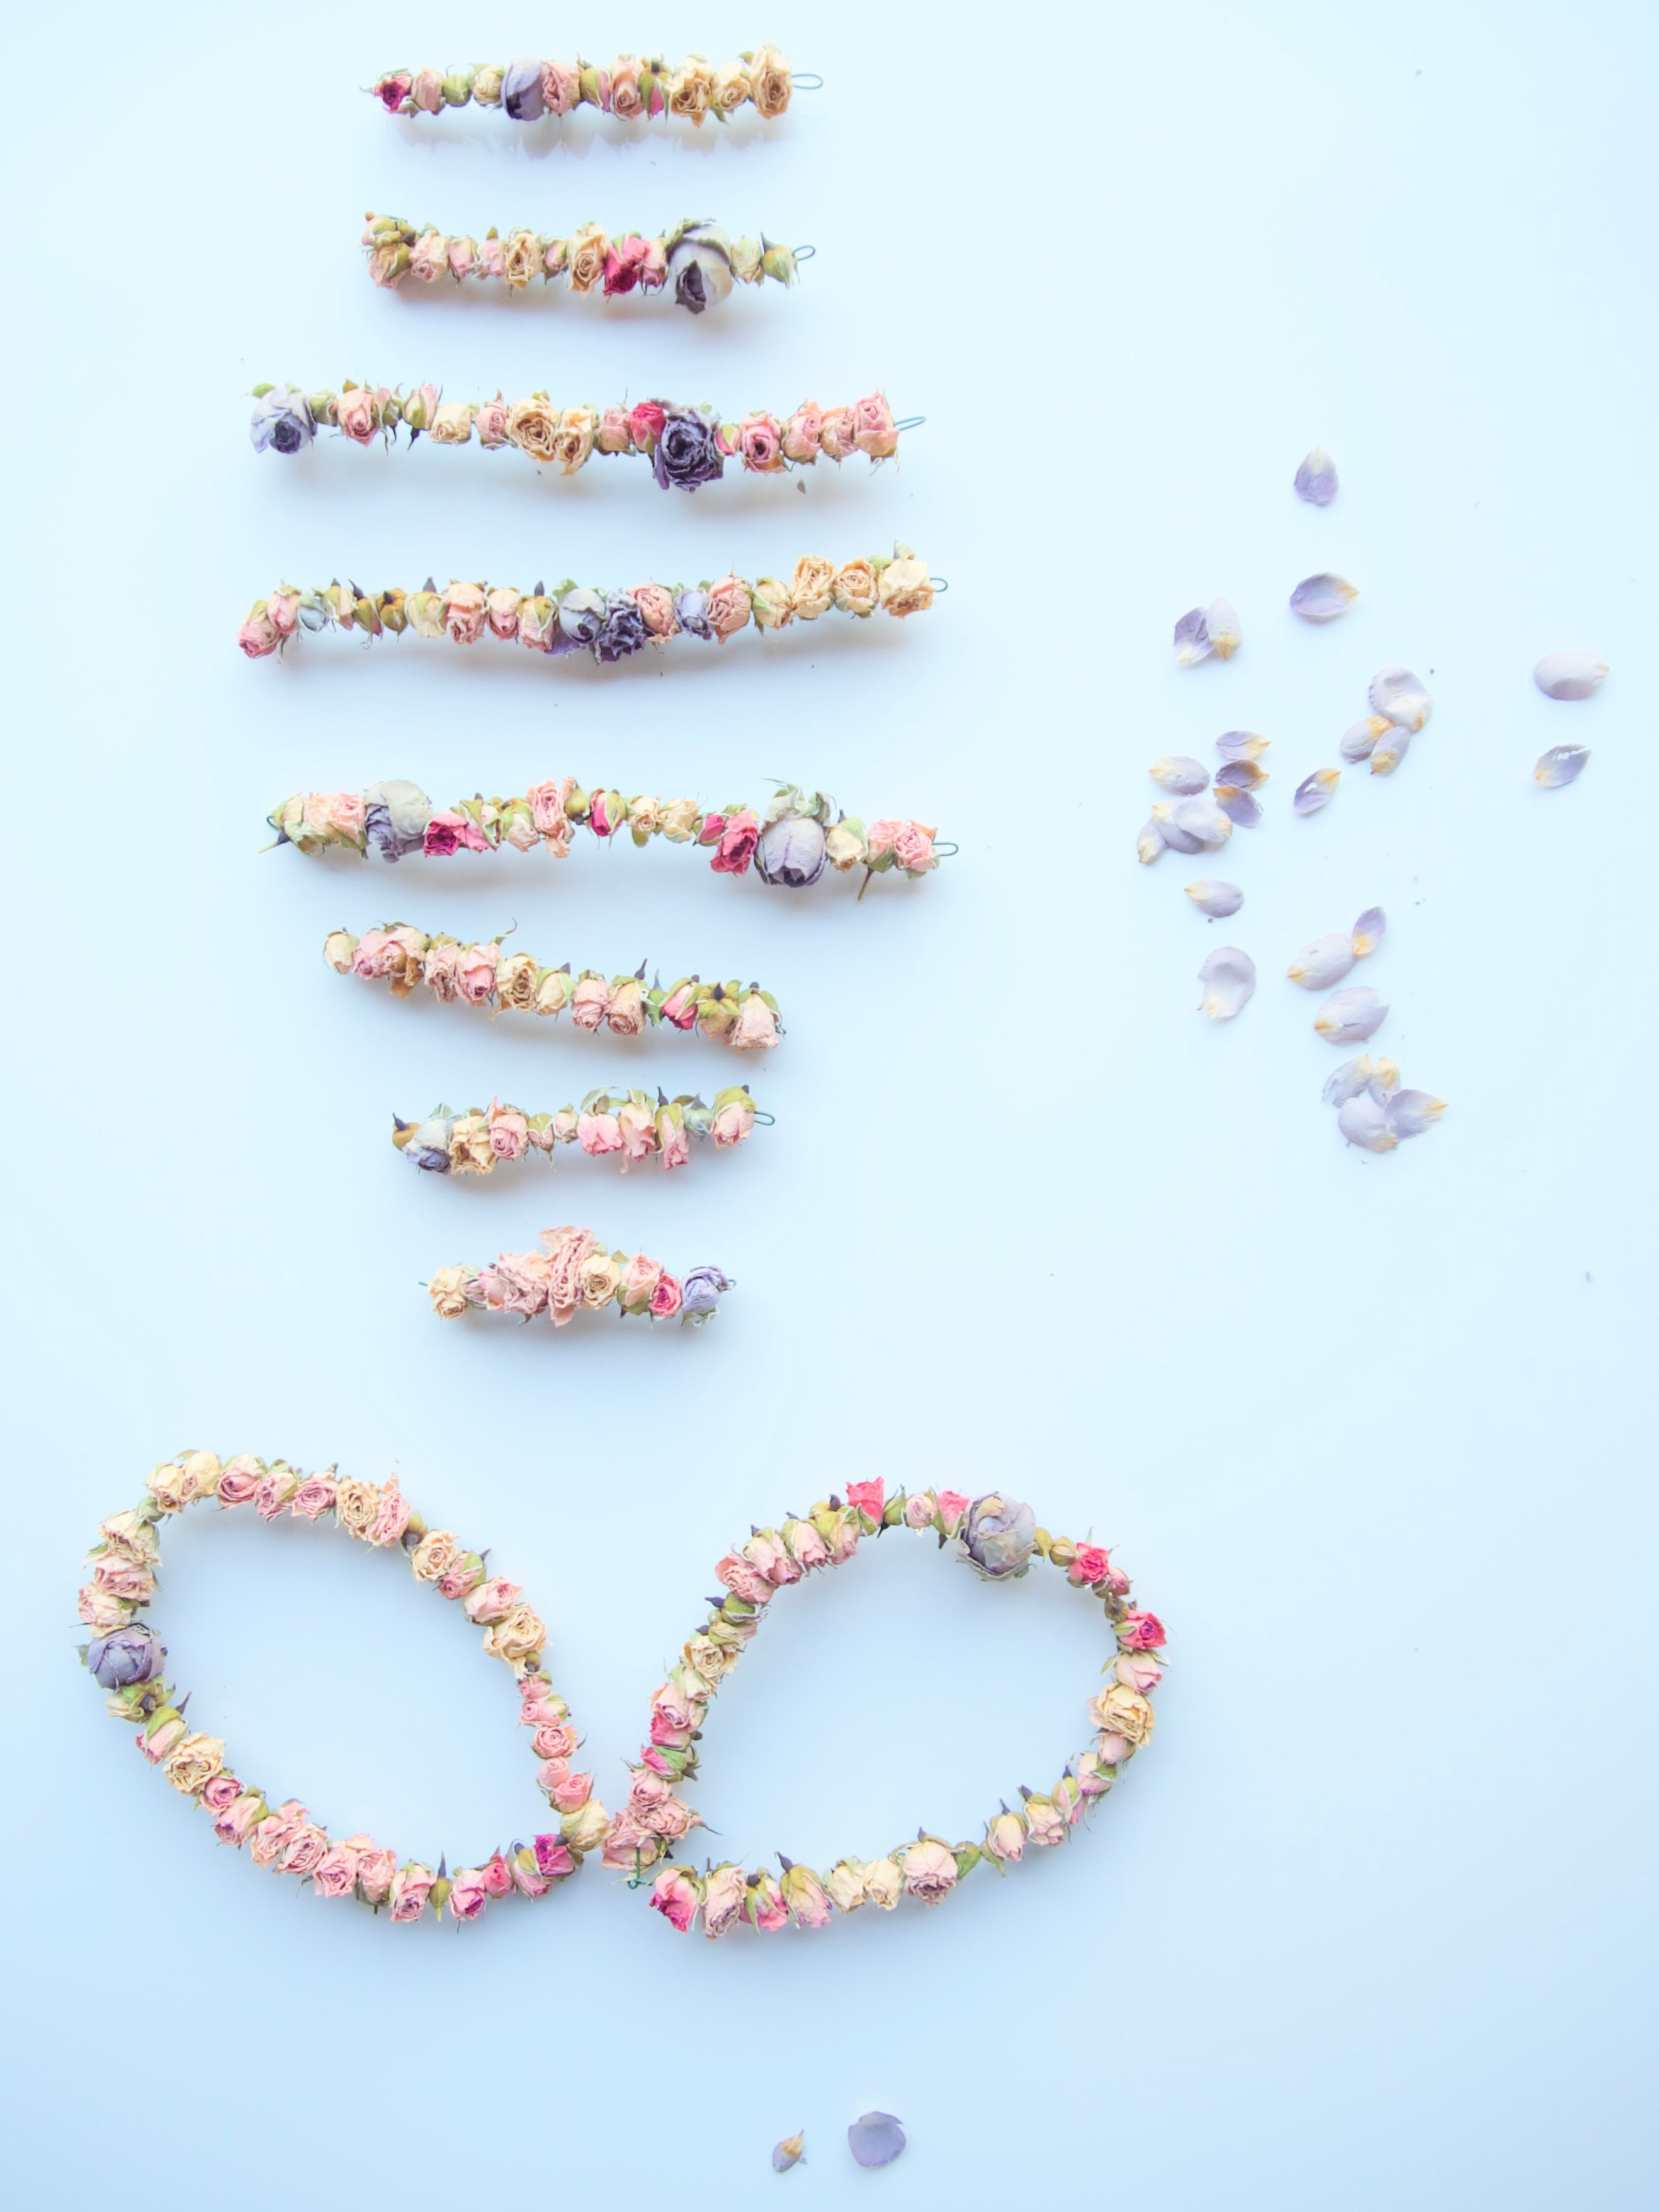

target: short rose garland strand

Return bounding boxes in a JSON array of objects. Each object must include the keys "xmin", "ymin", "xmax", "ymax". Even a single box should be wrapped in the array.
[
  {"xmin": 326, "ymin": 930, "xmax": 783, "ymax": 1052},
  {"xmin": 365, "ymin": 215, "xmax": 802, "ymax": 309},
  {"xmin": 78, "ymin": 1453, "xmax": 609, "ymax": 1925},
  {"xmin": 238, "ymin": 548, "xmax": 933, "ymax": 661},
  {"xmin": 427, "ymin": 1228, "xmax": 732, "ymax": 1330},
  {"xmin": 252, "ymin": 385, "xmax": 903, "ymax": 484},
  {"xmin": 603, "ymin": 1483, "xmax": 1165, "ymax": 1935},
  {"xmin": 395, "ymin": 1087, "xmax": 763, "ymax": 1176},
  {"xmin": 371, "ymin": 48, "xmax": 796, "ymax": 127},
  {"xmin": 274, "ymin": 780, "xmax": 943, "ymax": 892}
]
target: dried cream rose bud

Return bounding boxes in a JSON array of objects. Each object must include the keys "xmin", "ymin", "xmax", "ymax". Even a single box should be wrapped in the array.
[{"xmin": 427, "ymin": 1265, "xmax": 474, "ymax": 1320}]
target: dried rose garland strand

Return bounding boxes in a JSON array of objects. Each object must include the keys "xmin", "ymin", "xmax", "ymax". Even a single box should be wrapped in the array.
[
  {"xmin": 363, "ymin": 215, "xmax": 803, "ymax": 307},
  {"xmin": 606, "ymin": 1483, "xmax": 1165, "ymax": 1936},
  {"xmin": 272, "ymin": 780, "xmax": 942, "ymax": 893},
  {"xmin": 325, "ymin": 929, "xmax": 783, "ymax": 1052},
  {"xmin": 237, "ymin": 548, "xmax": 933, "ymax": 663},
  {"xmin": 395, "ymin": 1087, "xmax": 763, "ymax": 1177},
  {"xmin": 77, "ymin": 1453, "xmax": 609, "ymax": 1925},
  {"xmin": 427, "ymin": 1227, "xmax": 733, "ymax": 1330},
  {"xmin": 370, "ymin": 48, "xmax": 796, "ymax": 127}
]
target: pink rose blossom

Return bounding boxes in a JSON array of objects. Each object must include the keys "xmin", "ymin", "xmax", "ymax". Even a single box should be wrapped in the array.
[
  {"xmin": 268, "ymin": 588, "xmax": 300, "ymax": 638},
  {"xmin": 651, "ymin": 1864, "xmax": 701, "ymax": 1932},
  {"xmin": 616, "ymin": 1102, "xmax": 656, "ymax": 1164},
  {"xmin": 570, "ymin": 975, "xmax": 609, "ymax": 1031},
  {"xmin": 577, "ymin": 1111, "xmax": 623, "ymax": 1157},
  {"xmin": 410, "ymin": 67, "xmax": 444, "ymax": 113},
  {"xmin": 819, "ymin": 406, "xmax": 858, "ymax": 461},
  {"xmin": 639, "ymin": 239, "xmax": 667, "ymax": 291},
  {"xmin": 631, "ymin": 582, "xmax": 677, "ymax": 638},
  {"xmin": 443, "ymin": 581, "xmax": 488, "ymax": 644},
  {"xmin": 1070, "ymin": 1543, "xmax": 1111, "ymax": 1587},
  {"xmin": 744, "ymin": 1531, "xmax": 802, "ymax": 1586},
  {"xmin": 93, "ymin": 1558, "xmax": 154, "ymax": 1602},
  {"xmin": 526, "ymin": 774, "xmax": 576, "ymax": 852},
  {"xmin": 548, "ymin": 1766, "xmax": 594, "ymax": 1813},
  {"xmin": 200, "ymin": 1772, "xmax": 242, "ymax": 1814},
  {"xmin": 532, "ymin": 1834, "xmax": 575, "ymax": 1881},
  {"xmin": 436, "ymin": 1557, "xmax": 484, "ymax": 1601},
  {"xmin": 237, "ymin": 610, "xmax": 280, "ymax": 659},
  {"xmin": 739, "ymin": 412, "xmax": 786, "ymax": 473},
  {"xmin": 865, "ymin": 819, "xmax": 903, "ymax": 865},
  {"xmin": 486, "ymin": 585, "xmax": 521, "ymax": 640},
  {"xmin": 1119, "ymin": 1610, "xmax": 1167, "ymax": 1650},
  {"xmin": 480, "ymin": 1852, "xmax": 514, "ymax": 1899},
  {"xmin": 852, "ymin": 389, "xmax": 900, "ymax": 458},
  {"xmin": 715, "ymin": 1553, "xmax": 775, "ymax": 1606},
  {"xmin": 903, "ymin": 1491, "xmax": 938, "ymax": 1529},
  {"xmin": 937, "ymin": 1490, "xmax": 970, "ymax": 1533},
  {"xmin": 658, "ymin": 1115, "xmax": 691, "ymax": 1171},
  {"xmin": 781, "ymin": 404, "xmax": 824, "ymax": 463},
  {"xmin": 312, "ymin": 1843, "xmax": 361, "ymax": 1900},
  {"xmin": 847, "ymin": 1479, "xmax": 885, "ymax": 1522},
  {"xmin": 657, "ymin": 980, "xmax": 698, "ymax": 1029},
  {"xmin": 446, "ymin": 236, "xmax": 476, "ymax": 280},
  {"xmin": 334, "ymin": 386, "xmax": 378, "ymax": 445},
  {"xmin": 278, "ymin": 1824, "xmax": 329, "ymax": 1877},
  {"xmin": 352, "ymin": 1841, "xmax": 397, "ymax": 1902},
  {"xmin": 217, "ymin": 1456, "xmax": 263, "ymax": 1506},
  {"xmin": 254, "ymin": 1471, "xmax": 293, "ymax": 1520},
  {"xmin": 370, "ymin": 1484, "xmax": 411, "ymax": 1548},
  {"xmin": 729, "ymin": 994, "xmax": 779, "ymax": 1050},
  {"xmin": 375, "ymin": 72, "xmax": 411, "ymax": 113},
  {"xmin": 1116, "ymin": 1652, "xmax": 1164, "ymax": 1694},
  {"xmin": 649, "ymin": 1273, "xmax": 684, "ymax": 1318},
  {"xmin": 588, "ymin": 790, "xmax": 618, "ymax": 838},
  {"xmin": 475, "ymin": 394, "xmax": 509, "ymax": 445},
  {"xmin": 447, "ymin": 1869, "xmax": 491, "ymax": 1921},
  {"xmin": 463, "ymin": 1577, "xmax": 522, "ymax": 1625},
  {"xmin": 477, "ymin": 1251, "xmax": 553, "ymax": 1318},
  {"xmin": 704, "ymin": 574, "xmax": 752, "ymax": 642},
  {"xmin": 745, "ymin": 1873, "xmax": 789, "ymax": 1932},
  {"xmin": 710, "ymin": 1097, "xmax": 754, "ymax": 1147},
  {"xmin": 893, "ymin": 820, "xmax": 937, "ymax": 873},
  {"xmin": 479, "ymin": 235, "xmax": 507, "ymax": 281},
  {"xmin": 540, "ymin": 1225, "xmax": 598, "ymax": 1324},
  {"xmin": 389, "ymin": 1864, "xmax": 434, "ymax": 1922},
  {"xmin": 511, "ymin": 1851, "xmax": 550, "ymax": 1899},
  {"xmin": 627, "ymin": 400, "xmax": 666, "ymax": 447},
  {"xmin": 596, "ymin": 404, "xmax": 633, "ymax": 453},
  {"xmin": 290, "ymin": 1475, "xmax": 336, "ymax": 1521},
  {"xmin": 455, "ymin": 942, "xmax": 499, "ymax": 1004},
  {"xmin": 786, "ymin": 1519, "xmax": 830, "ymax": 1570},
  {"xmin": 541, "ymin": 60, "xmax": 580, "ymax": 113},
  {"xmin": 140, "ymin": 1717, "xmax": 186, "ymax": 1764},
  {"xmin": 708, "ymin": 810, "xmax": 761, "ymax": 875},
  {"xmin": 212, "ymin": 1794, "xmax": 265, "ymax": 1847},
  {"xmin": 619, "ymin": 1252, "xmax": 664, "ymax": 1313},
  {"xmin": 603, "ymin": 235, "xmax": 652, "ymax": 296},
  {"xmin": 488, "ymin": 1108, "xmax": 529, "ymax": 1160},
  {"xmin": 533, "ymin": 1721, "xmax": 578, "ymax": 1759}
]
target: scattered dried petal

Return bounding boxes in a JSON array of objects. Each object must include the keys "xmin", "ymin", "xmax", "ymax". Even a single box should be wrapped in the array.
[
  {"xmin": 1534, "ymin": 650, "xmax": 1607, "ymax": 701},
  {"xmin": 1213, "ymin": 756, "xmax": 1265, "ymax": 790},
  {"xmin": 1215, "ymin": 785, "xmax": 1262, "ymax": 828},
  {"xmin": 1216, "ymin": 731, "xmax": 1271, "ymax": 763},
  {"xmin": 1341, "ymin": 716, "xmax": 1390, "ymax": 763},
  {"xmin": 1206, "ymin": 597, "xmax": 1242, "ymax": 659},
  {"xmin": 1366, "ymin": 1057, "xmax": 1401, "ymax": 1102},
  {"xmin": 1370, "ymin": 725, "xmax": 1411, "ymax": 775},
  {"xmin": 1293, "ymin": 768, "xmax": 1340, "ymax": 815},
  {"xmin": 1534, "ymin": 744, "xmax": 1590, "ymax": 788},
  {"xmin": 1150, "ymin": 802, "xmax": 1205, "ymax": 855},
  {"xmin": 772, "ymin": 2133, "xmax": 806, "ymax": 2174},
  {"xmin": 1170, "ymin": 795, "xmax": 1233, "ymax": 848},
  {"xmin": 1294, "ymin": 446, "xmax": 1339, "ymax": 506},
  {"xmin": 1350, "ymin": 906, "xmax": 1386, "ymax": 957},
  {"xmin": 847, "ymin": 2115, "xmax": 907, "ymax": 2170},
  {"xmin": 1136, "ymin": 819, "xmax": 1166, "ymax": 865},
  {"xmin": 1288, "ymin": 932, "xmax": 1357, "ymax": 990},
  {"xmin": 1150, "ymin": 755, "xmax": 1210, "ymax": 794},
  {"xmin": 1322, "ymin": 1055, "xmax": 1374, "ymax": 1107},
  {"xmin": 1198, "ymin": 945, "xmax": 1257, "ymax": 1021},
  {"xmin": 1289, "ymin": 572, "xmax": 1358, "ymax": 622},
  {"xmin": 1369, "ymin": 667, "xmax": 1432, "ymax": 731},
  {"xmin": 1185, "ymin": 879, "xmax": 1243, "ymax": 917},
  {"xmin": 1174, "ymin": 607, "xmax": 1213, "ymax": 666},
  {"xmin": 1337, "ymin": 1094, "xmax": 1398, "ymax": 1152},
  {"xmin": 1384, "ymin": 1088, "xmax": 1447, "ymax": 1138},
  {"xmin": 1315, "ymin": 985, "xmax": 1388, "ymax": 1044}
]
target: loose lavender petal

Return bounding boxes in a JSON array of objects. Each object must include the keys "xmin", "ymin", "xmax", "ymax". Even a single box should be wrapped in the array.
[
  {"xmin": 1534, "ymin": 650, "xmax": 1607, "ymax": 701},
  {"xmin": 1369, "ymin": 667, "xmax": 1432, "ymax": 730},
  {"xmin": 1294, "ymin": 446, "xmax": 1339, "ymax": 506},
  {"xmin": 1174, "ymin": 607, "xmax": 1213, "ymax": 666},
  {"xmin": 772, "ymin": 2135, "xmax": 806, "ymax": 2173},
  {"xmin": 1215, "ymin": 785, "xmax": 1262, "ymax": 828},
  {"xmin": 1294, "ymin": 768, "xmax": 1340, "ymax": 816},
  {"xmin": 1288, "ymin": 932, "xmax": 1357, "ymax": 990},
  {"xmin": 1150, "ymin": 755, "xmax": 1210, "ymax": 794},
  {"xmin": 1289, "ymin": 572, "xmax": 1358, "ymax": 622},
  {"xmin": 1198, "ymin": 946, "xmax": 1256, "ymax": 1021},
  {"xmin": 1170, "ymin": 796, "xmax": 1233, "ymax": 849},
  {"xmin": 1185, "ymin": 879, "xmax": 1243, "ymax": 917},
  {"xmin": 1384, "ymin": 1088, "xmax": 1447, "ymax": 1137},
  {"xmin": 1350, "ymin": 907, "xmax": 1386, "ymax": 957},
  {"xmin": 1341, "ymin": 716, "xmax": 1390, "ymax": 763},
  {"xmin": 1315, "ymin": 985, "xmax": 1388, "ymax": 1044},
  {"xmin": 848, "ymin": 2116, "xmax": 907, "ymax": 2170},
  {"xmin": 1371, "ymin": 726, "xmax": 1412, "ymax": 775},
  {"xmin": 1136, "ymin": 819, "xmax": 1166, "ymax": 866},
  {"xmin": 1322, "ymin": 1055, "xmax": 1374, "ymax": 1107},
  {"xmin": 1534, "ymin": 744, "xmax": 1590, "ymax": 788},
  {"xmin": 1150, "ymin": 803, "xmax": 1205, "ymax": 855},
  {"xmin": 1206, "ymin": 597, "xmax": 1242, "ymax": 659},
  {"xmin": 1366, "ymin": 1057, "xmax": 1401, "ymax": 1102},
  {"xmin": 1216, "ymin": 730, "xmax": 1271, "ymax": 763},
  {"xmin": 1213, "ymin": 756, "xmax": 1265, "ymax": 790},
  {"xmin": 1337, "ymin": 1094, "xmax": 1398, "ymax": 1152}
]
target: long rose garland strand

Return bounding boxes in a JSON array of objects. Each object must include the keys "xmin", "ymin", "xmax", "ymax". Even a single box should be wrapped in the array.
[
  {"xmin": 427, "ymin": 1227, "xmax": 733, "ymax": 1330},
  {"xmin": 363, "ymin": 215, "xmax": 802, "ymax": 306},
  {"xmin": 395, "ymin": 1087, "xmax": 762, "ymax": 1176},
  {"xmin": 370, "ymin": 48, "xmax": 795, "ymax": 127}
]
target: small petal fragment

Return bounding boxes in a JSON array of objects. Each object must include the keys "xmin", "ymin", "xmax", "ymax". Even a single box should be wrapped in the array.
[
  {"xmin": 1315, "ymin": 985, "xmax": 1388, "ymax": 1045},
  {"xmin": 1288, "ymin": 932, "xmax": 1357, "ymax": 990},
  {"xmin": 1216, "ymin": 730, "xmax": 1271, "ymax": 763},
  {"xmin": 1185, "ymin": 879, "xmax": 1243, "ymax": 917},
  {"xmin": 1384, "ymin": 1088, "xmax": 1447, "ymax": 1138},
  {"xmin": 1294, "ymin": 446, "xmax": 1339, "ymax": 506},
  {"xmin": 1174, "ymin": 607, "xmax": 1213, "ymax": 665},
  {"xmin": 1366, "ymin": 1057, "xmax": 1401, "ymax": 1101},
  {"xmin": 772, "ymin": 2133, "xmax": 806, "ymax": 2174},
  {"xmin": 1150, "ymin": 755, "xmax": 1210, "ymax": 794},
  {"xmin": 1150, "ymin": 802, "xmax": 1204, "ymax": 855},
  {"xmin": 1289, "ymin": 573, "xmax": 1358, "ymax": 623},
  {"xmin": 1294, "ymin": 768, "xmax": 1341, "ymax": 816},
  {"xmin": 1170, "ymin": 796, "xmax": 1233, "ymax": 849},
  {"xmin": 1215, "ymin": 785, "xmax": 1262, "ymax": 828},
  {"xmin": 1136, "ymin": 819, "xmax": 1166, "ymax": 866},
  {"xmin": 1198, "ymin": 946, "xmax": 1257, "ymax": 1021},
  {"xmin": 848, "ymin": 2115, "xmax": 907, "ymax": 2170},
  {"xmin": 1371, "ymin": 726, "xmax": 1412, "ymax": 776},
  {"xmin": 1337, "ymin": 1094, "xmax": 1398, "ymax": 1152},
  {"xmin": 1206, "ymin": 597, "xmax": 1242, "ymax": 659},
  {"xmin": 1534, "ymin": 744, "xmax": 1590, "ymax": 788},
  {"xmin": 1350, "ymin": 906, "xmax": 1386, "ymax": 957},
  {"xmin": 1369, "ymin": 667, "xmax": 1432, "ymax": 730},
  {"xmin": 1341, "ymin": 716, "xmax": 1390, "ymax": 763},
  {"xmin": 1322, "ymin": 1055, "xmax": 1374, "ymax": 1107},
  {"xmin": 1534, "ymin": 650, "xmax": 1607, "ymax": 701}
]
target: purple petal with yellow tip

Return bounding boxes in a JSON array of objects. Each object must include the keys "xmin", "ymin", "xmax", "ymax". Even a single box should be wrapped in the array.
[
  {"xmin": 1198, "ymin": 946, "xmax": 1256, "ymax": 1021},
  {"xmin": 1185, "ymin": 880, "xmax": 1243, "ymax": 917},
  {"xmin": 1288, "ymin": 932, "xmax": 1357, "ymax": 990},
  {"xmin": 1534, "ymin": 744, "xmax": 1590, "ymax": 788},
  {"xmin": 1322, "ymin": 1055, "xmax": 1374, "ymax": 1107},
  {"xmin": 1350, "ymin": 907, "xmax": 1386, "ymax": 956},
  {"xmin": 1369, "ymin": 667, "xmax": 1432, "ymax": 730},
  {"xmin": 1337, "ymin": 1094, "xmax": 1398, "ymax": 1152},
  {"xmin": 1384, "ymin": 1089, "xmax": 1446, "ymax": 1137},
  {"xmin": 1366, "ymin": 1056, "xmax": 1401, "ymax": 1101},
  {"xmin": 1293, "ymin": 768, "xmax": 1340, "ymax": 816},
  {"xmin": 848, "ymin": 2115, "xmax": 907, "ymax": 2170},
  {"xmin": 1136, "ymin": 819, "xmax": 1166, "ymax": 866},
  {"xmin": 1315, "ymin": 985, "xmax": 1388, "ymax": 1044},
  {"xmin": 1213, "ymin": 755, "xmax": 1265, "ymax": 790},
  {"xmin": 1534, "ymin": 650, "xmax": 1607, "ymax": 701},
  {"xmin": 1371, "ymin": 726, "xmax": 1412, "ymax": 775},
  {"xmin": 1206, "ymin": 597, "xmax": 1242, "ymax": 659},
  {"xmin": 1174, "ymin": 607, "xmax": 1213, "ymax": 665},
  {"xmin": 1150, "ymin": 755, "xmax": 1210, "ymax": 794},
  {"xmin": 1150, "ymin": 803, "xmax": 1204, "ymax": 855},
  {"xmin": 1215, "ymin": 785, "xmax": 1262, "ymax": 827},
  {"xmin": 772, "ymin": 2133, "xmax": 806, "ymax": 2174},
  {"xmin": 1216, "ymin": 730, "xmax": 1271, "ymax": 763},
  {"xmin": 1170, "ymin": 796, "xmax": 1233, "ymax": 849},
  {"xmin": 1290, "ymin": 572, "xmax": 1358, "ymax": 622},
  {"xmin": 1294, "ymin": 446, "xmax": 1339, "ymax": 505},
  {"xmin": 1341, "ymin": 717, "xmax": 1390, "ymax": 762}
]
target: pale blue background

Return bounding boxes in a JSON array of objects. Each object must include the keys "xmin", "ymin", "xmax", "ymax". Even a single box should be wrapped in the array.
[{"xmin": 4, "ymin": 2, "xmax": 1654, "ymax": 2203}]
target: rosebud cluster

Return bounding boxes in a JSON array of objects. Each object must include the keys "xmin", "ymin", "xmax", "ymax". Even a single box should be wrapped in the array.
[
  {"xmin": 427, "ymin": 1228, "xmax": 732, "ymax": 1330},
  {"xmin": 394, "ymin": 1087, "xmax": 762, "ymax": 1176},
  {"xmin": 76, "ymin": 1455, "xmax": 606, "ymax": 1926},
  {"xmin": 368, "ymin": 47, "xmax": 794, "ymax": 129},
  {"xmin": 270, "ymin": 778, "xmax": 942, "ymax": 892},
  {"xmin": 237, "ymin": 548, "xmax": 934, "ymax": 661},
  {"xmin": 603, "ymin": 1482, "xmax": 1167, "ymax": 1936},
  {"xmin": 324, "ymin": 928, "xmax": 784, "ymax": 1051},
  {"xmin": 363, "ymin": 213, "xmax": 799, "ymax": 309}
]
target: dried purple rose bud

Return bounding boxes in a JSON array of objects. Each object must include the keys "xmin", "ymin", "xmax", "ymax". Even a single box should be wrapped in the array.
[
  {"xmin": 85, "ymin": 1623, "xmax": 166, "ymax": 1689},
  {"xmin": 363, "ymin": 777, "xmax": 433, "ymax": 861},
  {"xmin": 652, "ymin": 404, "xmax": 725, "ymax": 493},
  {"xmin": 394, "ymin": 1115, "xmax": 453, "ymax": 1172},
  {"xmin": 961, "ymin": 1494, "xmax": 1037, "ymax": 1580},
  {"xmin": 249, "ymin": 384, "xmax": 315, "ymax": 456},
  {"xmin": 681, "ymin": 1266, "xmax": 733, "ymax": 1325},
  {"xmin": 501, "ymin": 57, "xmax": 546, "ymax": 121},
  {"xmin": 667, "ymin": 223, "xmax": 735, "ymax": 314},
  {"xmin": 756, "ymin": 811, "xmax": 828, "ymax": 888}
]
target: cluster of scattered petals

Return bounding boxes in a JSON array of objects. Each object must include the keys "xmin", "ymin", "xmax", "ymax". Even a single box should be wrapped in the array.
[
  {"xmin": 1140, "ymin": 733, "xmax": 1269, "ymax": 861},
  {"xmin": 370, "ymin": 47, "xmax": 795, "ymax": 128},
  {"xmin": 235, "ymin": 548, "xmax": 934, "ymax": 663},
  {"xmin": 325, "ymin": 929, "xmax": 783, "ymax": 1052},
  {"xmin": 603, "ymin": 1485, "xmax": 1163, "ymax": 1935},
  {"xmin": 1172, "ymin": 596, "xmax": 1242, "ymax": 666},
  {"xmin": 77, "ymin": 1455, "xmax": 603, "ymax": 1923},
  {"xmin": 394, "ymin": 1088, "xmax": 762, "ymax": 1177},
  {"xmin": 1323, "ymin": 1056, "xmax": 1447, "ymax": 1154},
  {"xmin": 364, "ymin": 213, "xmax": 798, "ymax": 307},
  {"xmin": 427, "ymin": 1228, "xmax": 731, "ymax": 1331},
  {"xmin": 1303, "ymin": 669, "xmax": 1433, "ymax": 812}
]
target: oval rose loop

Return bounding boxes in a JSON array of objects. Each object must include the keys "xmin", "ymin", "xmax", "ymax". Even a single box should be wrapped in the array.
[
  {"xmin": 606, "ymin": 1481, "xmax": 1166, "ymax": 1934},
  {"xmin": 78, "ymin": 1452, "xmax": 608, "ymax": 1924}
]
